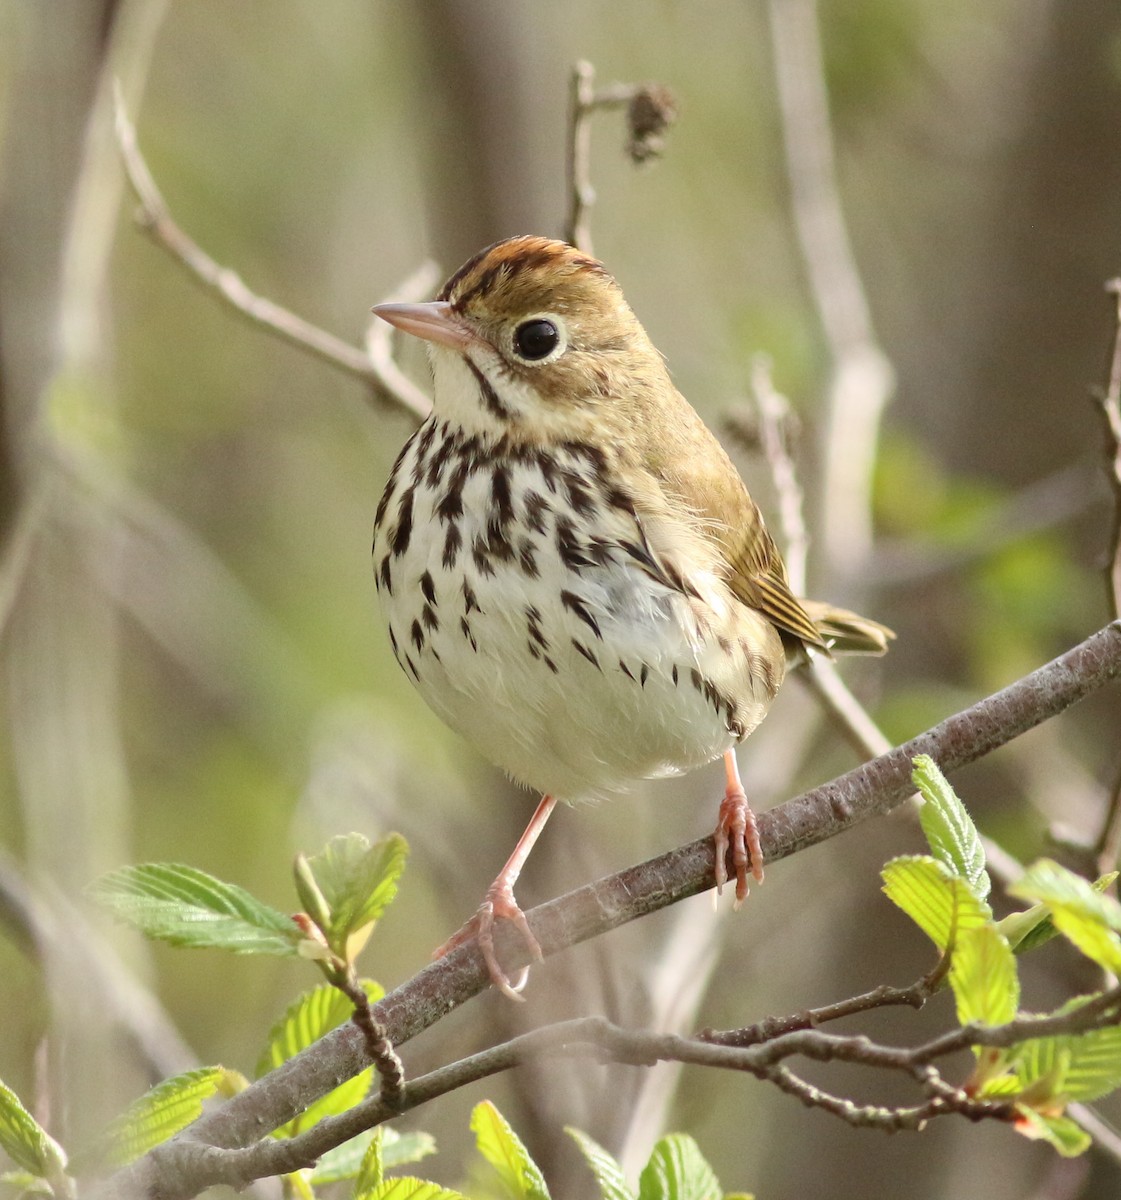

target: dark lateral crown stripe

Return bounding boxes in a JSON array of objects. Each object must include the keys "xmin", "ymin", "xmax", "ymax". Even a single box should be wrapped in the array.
[{"xmin": 438, "ymin": 236, "xmax": 609, "ymax": 307}]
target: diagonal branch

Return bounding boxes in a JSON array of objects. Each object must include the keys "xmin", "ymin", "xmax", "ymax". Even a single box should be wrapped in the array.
[
  {"xmin": 113, "ymin": 86, "xmax": 432, "ymax": 422},
  {"xmin": 102, "ymin": 622, "xmax": 1121, "ymax": 1199}
]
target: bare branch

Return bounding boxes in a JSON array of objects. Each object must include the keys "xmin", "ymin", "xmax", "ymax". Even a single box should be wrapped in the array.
[
  {"xmin": 700, "ymin": 958, "xmax": 948, "ymax": 1047},
  {"xmin": 563, "ymin": 61, "xmax": 677, "ymax": 254},
  {"xmin": 565, "ymin": 61, "xmax": 598, "ymax": 253},
  {"xmin": 112, "ymin": 85, "xmax": 431, "ymax": 422}
]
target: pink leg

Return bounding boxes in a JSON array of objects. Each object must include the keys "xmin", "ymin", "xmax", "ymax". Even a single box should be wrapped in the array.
[
  {"xmin": 713, "ymin": 750, "xmax": 764, "ymax": 906},
  {"xmin": 434, "ymin": 793, "xmax": 558, "ymax": 1001}
]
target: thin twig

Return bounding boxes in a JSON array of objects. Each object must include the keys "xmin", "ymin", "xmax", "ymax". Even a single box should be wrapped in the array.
[
  {"xmin": 565, "ymin": 61, "xmax": 598, "ymax": 253},
  {"xmin": 112, "ymin": 85, "xmax": 431, "ymax": 422},
  {"xmin": 563, "ymin": 61, "xmax": 676, "ymax": 254},
  {"xmin": 700, "ymin": 957, "xmax": 949, "ymax": 1047}
]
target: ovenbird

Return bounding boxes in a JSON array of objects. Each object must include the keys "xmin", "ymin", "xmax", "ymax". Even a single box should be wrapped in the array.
[{"xmin": 372, "ymin": 236, "xmax": 891, "ymax": 998}]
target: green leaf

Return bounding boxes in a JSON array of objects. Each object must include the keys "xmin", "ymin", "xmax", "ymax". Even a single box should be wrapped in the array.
[
  {"xmin": 0, "ymin": 1168, "xmax": 54, "ymax": 1195},
  {"xmin": 89, "ymin": 864, "xmax": 301, "ymax": 956},
  {"xmin": 313, "ymin": 1128, "xmax": 436, "ymax": 1186},
  {"xmin": 1011, "ymin": 860, "xmax": 1121, "ymax": 931},
  {"xmin": 360, "ymin": 1180, "xmax": 466, "ymax": 1200},
  {"xmin": 257, "ymin": 981, "xmax": 384, "ymax": 1137},
  {"xmin": 637, "ymin": 1134, "xmax": 721, "ymax": 1200},
  {"xmin": 565, "ymin": 1128, "xmax": 634, "ymax": 1200},
  {"xmin": 282, "ymin": 1171, "xmax": 316, "ymax": 1200},
  {"xmin": 102, "ymin": 1066, "xmax": 244, "ymax": 1167},
  {"xmin": 353, "ymin": 1128, "xmax": 383, "ymax": 1198},
  {"xmin": 912, "ymin": 755, "xmax": 990, "ymax": 899},
  {"xmin": 1050, "ymin": 909, "xmax": 1121, "ymax": 975},
  {"xmin": 998, "ymin": 873, "xmax": 1118, "ymax": 956},
  {"xmin": 1013, "ymin": 1005, "xmax": 1121, "ymax": 1103},
  {"xmin": 996, "ymin": 903, "xmax": 1053, "ymax": 953},
  {"xmin": 1013, "ymin": 1106, "xmax": 1092, "ymax": 1156},
  {"xmin": 1010, "ymin": 861, "xmax": 1121, "ymax": 972},
  {"xmin": 0, "ymin": 1081, "xmax": 66, "ymax": 1179},
  {"xmin": 948, "ymin": 924, "xmax": 1019, "ymax": 1031},
  {"xmin": 470, "ymin": 1101, "xmax": 550, "ymax": 1200},
  {"xmin": 299, "ymin": 834, "xmax": 408, "ymax": 959},
  {"xmin": 881, "ymin": 856, "xmax": 992, "ymax": 951}
]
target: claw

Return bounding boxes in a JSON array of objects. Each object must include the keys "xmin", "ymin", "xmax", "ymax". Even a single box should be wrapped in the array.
[
  {"xmin": 435, "ymin": 883, "xmax": 543, "ymax": 1002},
  {"xmin": 433, "ymin": 794, "xmax": 557, "ymax": 1000},
  {"xmin": 715, "ymin": 750, "xmax": 764, "ymax": 905}
]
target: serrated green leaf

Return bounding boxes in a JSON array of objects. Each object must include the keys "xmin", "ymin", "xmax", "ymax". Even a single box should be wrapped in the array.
[
  {"xmin": 565, "ymin": 1128, "xmax": 634, "ymax": 1200},
  {"xmin": 361, "ymin": 1179, "xmax": 466, "ymax": 1200},
  {"xmin": 1013, "ymin": 1106, "xmax": 1092, "ymax": 1156},
  {"xmin": 1011, "ymin": 860, "xmax": 1121, "ymax": 931},
  {"xmin": 257, "ymin": 980, "xmax": 383, "ymax": 1137},
  {"xmin": 470, "ymin": 1101, "xmax": 550, "ymax": 1200},
  {"xmin": 881, "ymin": 856, "xmax": 992, "ymax": 951},
  {"xmin": 976, "ymin": 1073, "xmax": 1024, "ymax": 1097},
  {"xmin": 89, "ymin": 864, "xmax": 301, "ymax": 956},
  {"xmin": 999, "ymin": 873, "xmax": 1119, "ymax": 956},
  {"xmin": 102, "ymin": 1066, "xmax": 244, "ymax": 1167},
  {"xmin": 912, "ymin": 755, "xmax": 990, "ymax": 900},
  {"xmin": 1013, "ymin": 1004, "xmax": 1121, "ymax": 1104},
  {"xmin": 353, "ymin": 1127, "xmax": 383, "ymax": 1198},
  {"xmin": 300, "ymin": 834, "xmax": 408, "ymax": 958},
  {"xmin": 312, "ymin": 1128, "xmax": 436, "ymax": 1186},
  {"xmin": 0, "ymin": 1081, "xmax": 66, "ymax": 1179},
  {"xmin": 949, "ymin": 924, "xmax": 1019, "ymax": 1031},
  {"xmin": 1050, "ymin": 909, "xmax": 1121, "ymax": 975},
  {"xmin": 637, "ymin": 1134, "xmax": 721, "ymax": 1200}
]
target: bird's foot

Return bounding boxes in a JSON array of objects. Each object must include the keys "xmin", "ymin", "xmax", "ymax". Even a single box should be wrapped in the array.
[
  {"xmin": 714, "ymin": 755, "xmax": 765, "ymax": 906},
  {"xmin": 434, "ymin": 880, "xmax": 543, "ymax": 1002}
]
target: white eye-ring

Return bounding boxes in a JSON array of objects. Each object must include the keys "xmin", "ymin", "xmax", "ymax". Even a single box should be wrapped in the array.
[{"xmin": 508, "ymin": 313, "xmax": 569, "ymax": 365}]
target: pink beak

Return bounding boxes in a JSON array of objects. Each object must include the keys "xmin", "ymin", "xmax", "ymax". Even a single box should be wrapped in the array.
[{"xmin": 371, "ymin": 301, "xmax": 477, "ymax": 350}]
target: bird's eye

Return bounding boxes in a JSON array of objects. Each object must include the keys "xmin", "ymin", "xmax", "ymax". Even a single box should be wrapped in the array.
[{"xmin": 513, "ymin": 318, "xmax": 560, "ymax": 361}]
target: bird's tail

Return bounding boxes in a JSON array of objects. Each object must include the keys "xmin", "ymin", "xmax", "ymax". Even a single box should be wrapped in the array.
[{"xmin": 798, "ymin": 598, "xmax": 895, "ymax": 656}]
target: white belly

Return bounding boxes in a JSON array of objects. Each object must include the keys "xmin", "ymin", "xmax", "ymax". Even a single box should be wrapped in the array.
[{"xmin": 373, "ymin": 423, "xmax": 782, "ymax": 801}]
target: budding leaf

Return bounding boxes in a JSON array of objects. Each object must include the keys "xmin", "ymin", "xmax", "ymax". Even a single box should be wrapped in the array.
[
  {"xmin": 638, "ymin": 1133, "xmax": 722, "ymax": 1200},
  {"xmin": 90, "ymin": 863, "xmax": 300, "ymax": 956},
  {"xmin": 566, "ymin": 1127, "xmax": 634, "ymax": 1200},
  {"xmin": 1013, "ymin": 1106, "xmax": 1092, "ymax": 1156},
  {"xmin": 1013, "ymin": 1004, "xmax": 1121, "ymax": 1103},
  {"xmin": 881, "ymin": 856, "xmax": 992, "ymax": 951},
  {"xmin": 314, "ymin": 1128, "xmax": 437, "ymax": 1186},
  {"xmin": 1010, "ymin": 860, "xmax": 1121, "ymax": 973},
  {"xmin": 0, "ymin": 1079, "xmax": 67, "ymax": 1179},
  {"xmin": 299, "ymin": 833, "xmax": 408, "ymax": 959},
  {"xmin": 912, "ymin": 755, "xmax": 990, "ymax": 900},
  {"xmin": 948, "ymin": 924, "xmax": 1019, "ymax": 1033},
  {"xmin": 103, "ymin": 1067, "xmax": 245, "ymax": 1167},
  {"xmin": 357, "ymin": 1180, "xmax": 466, "ymax": 1199},
  {"xmin": 470, "ymin": 1101, "xmax": 550, "ymax": 1200}
]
